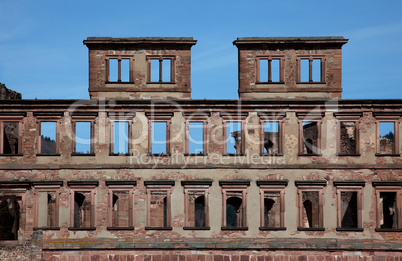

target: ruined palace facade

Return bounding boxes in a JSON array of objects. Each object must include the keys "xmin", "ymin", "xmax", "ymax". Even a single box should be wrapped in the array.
[{"xmin": 0, "ymin": 37, "xmax": 401, "ymax": 260}]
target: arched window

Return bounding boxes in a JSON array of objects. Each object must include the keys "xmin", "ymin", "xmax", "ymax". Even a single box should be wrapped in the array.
[{"xmin": 226, "ymin": 197, "xmax": 243, "ymax": 228}]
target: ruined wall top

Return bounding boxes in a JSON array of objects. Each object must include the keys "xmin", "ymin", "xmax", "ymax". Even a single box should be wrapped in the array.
[
  {"xmin": 0, "ymin": 83, "xmax": 22, "ymax": 100},
  {"xmin": 233, "ymin": 36, "xmax": 348, "ymax": 100},
  {"xmin": 84, "ymin": 37, "xmax": 197, "ymax": 100}
]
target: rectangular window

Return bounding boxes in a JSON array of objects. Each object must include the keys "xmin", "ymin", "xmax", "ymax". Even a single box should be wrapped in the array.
[
  {"xmin": 225, "ymin": 121, "xmax": 243, "ymax": 155},
  {"xmin": 298, "ymin": 57, "xmax": 324, "ymax": 83},
  {"xmin": 0, "ymin": 119, "xmax": 22, "ymax": 155},
  {"xmin": 339, "ymin": 121, "xmax": 358, "ymax": 155},
  {"xmin": 334, "ymin": 182, "xmax": 364, "ymax": 231},
  {"xmin": 110, "ymin": 121, "xmax": 130, "ymax": 155},
  {"xmin": 68, "ymin": 181, "xmax": 98, "ymax": 230},
  {"xmin": 295, "ymin": 181, "xmax": 326, "ymax": 231},
  {"xmin": 300, "ymin": 121, "xmax": 320, "ymax": 155},
  {"xmin": 182, "ymin": 181, "xmax": 212, "ymax": 229},
  {"xmin": 152, "ymin": 121, "xmax": 167, "ymax": 154},
  {"xmin": 33, "ymin": 182, "xmax": 62, "ymax": 229},
  {"xmin": 257, "ymin": 181, "xmax": 287, "ymax": 230},
  {"xmin": 148, "ymin": 56, "xmax": 174, "ymax": 83},
  {"xmin": 220, "ymin": 181, "xmax": 249, "ymax": 230},
  {"xmin": 188, "ymin": 122, "xmax": 204, "ymax": 154},
  {"xmin": 106, "ymin": 57, "xmax": 132, "ymax": 83},
  {"xmin": 378, "ymin": 121, "xmax": 397, "ymax": 154},
  {"xmin": 262, "ymin": 121, "xmax": 280, "ymax": 155},
  {"xmin": 39, "ymin": 121, "xmax": 59, "ymax": 155},
  {"xmin": 73, "ymin": 121, "xmax": 93, "ymax": 155},
  {"xmin": 106, "ymin": 181, "xmax": 136, "ymax": 230},
  {"xmin": 373, "ymin": 182, "xmax": 402, "ymax": 231},
  {"xmin": 257, "ymin": 58, "xmax": 282, "ymax": 83},
  {"xmin": 145, "ymin": 181, "xmax": 174, "ymax": 230}
]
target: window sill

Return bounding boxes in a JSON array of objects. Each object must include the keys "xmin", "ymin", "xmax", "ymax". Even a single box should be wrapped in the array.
[
  {"xmin": 145, "ymin": 226, "xmax": 172, "ymax": 230},
  {"xmin": 147, "ymin": 153, "xmax": 171, "ymax": 157},
  {"xmin": 183, "ymin": 226, "xmax": 210, "ymax": 230},
  {"xmin": 0, "ymin": 154, "xmax": 23, "ymax": 157},
  {"xmin": 336, "ymin": 154, "xmax": 361, "ymax": 157},
  {"xmin": 255, "ymin": 82, "xmax": 285, "ymax": 84},
  {"xmin": 37, "ymin": 154, "xmax": 61, "ymax": 157},
  {"xmin": 105, "ymin": 81, "xmax": 134, "ymax": 84},
  {"xmin": 68, "ymin": 227, "xmax": 96, "ymax": 231},
  {"xmin": 109, "ymin": 153, "xmax": 133, "ymax": 156},
  {"xmin": 107, "ymin": 227, "xmax": 134, "ymax": 230},
  {"xmin": 222, "ymin": 153, "xmax": 246, "ymax": 157},
  {"xmin": 336, "ymin": 228, "xmax": 364, "ymax": 232},
  {"xmin": 375, "ymin": 228, "xmax": 402, "ymax": 232},
  {"xmin": 298, "ymin": 153, "xmax": 322, "ymax": 157},
  {"xmin": 146, "ymin": 82, "xmax": 175, "ymax": 85},
  {"xmin": 221, "ymin": 226, "xmax": 248, "ymax": 231},
  {"xmin": 297, "ymin": 227, "xmax": 325, "ymax": 231},
  {"xmin": 296, "ymin": 82, "xmax": 326, "ymax": 84},
  {"xmin": 72, "ymin": 153, "xmax": 95, "ymax": 156},
  {"xmin": 33, "ymin": 227, "xmax": 60, "ymax": 231},
  {"xmin": 259, "ymin": 227, "xmax": 286, "ymax": 231},
  {"xmin": 260, "ymin": 153, "xmax": 284, "ymax": 156},
  {"xmin": 184, "ymin": 153, "xmax": 208, "ymax": 156},
  {"xmin": 0, "ymin": 240, "xmax": 19, "ymax": 246},
  {"xmin": 375, "ymin": 153, "xmax": 400, "ymax": 157}
]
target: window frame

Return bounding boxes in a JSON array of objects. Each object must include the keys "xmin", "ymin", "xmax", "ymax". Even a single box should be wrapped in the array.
[
  {"xmin": 146, "ymin": 112, "xmax": 173, "ymax": 156},
  {"xmin": 71, "ymin": 115, "xmax": 96, "ymax": 156},
  {"xmin": 373, "ymin": 181, "xmax": 402, "ymax": 232},
  {"xmin": 184, "ymin": 112, "xmax": 210, "ymax": 156},
  {"xmin": 334, "ymin": 113, "xmax": 361, "ymax": 156},
  {"xmin": 297, "ymin": 112, "xmax": 323, "ymax": 156},
  {"xmin": 221, "ymin": 112, "xmax": 247, "ymax": 156},
  {"xmin": 106, "ymin": 181, "xmax": 136, "ymax": 230},
  {"xmin": 67, "ymin": 181, "xmax": 98, "ymax": 230},
  {"xmin": 105, "ymin": 55, "xmax": 134, "ymax": 83},
  {"xmin": 333, "ymin": 181, "xmax": 365, "ymax": 231},
  {"xmin": 296, "ymin": 55, "xmax": 326, "ymax": 83},
  {"xmin": 35, "ymin": 113, "xmax": 62, "ymax": 156},
  {"xmin": 219, "ymin": 180, "xmax": 250, "ymax": 230},
  {"xmin": 258, "ymin": 112, "xmax": 285, "ymax": 156},
  {"xmin": 144, "ymin": 180, "xmax": 175, "ymax": 230},
  {"xmin": 374, "ymin": 113, "xmax": 400, "ymax": 156},
  {"xmin": 0, "ymin": 116, "xmax": 24, "ymax": 156},
  {"xmin": 257, "ymin": 180, "xmax": 287, "ymax": 230},
  {"xmin": 295, "ymin": 180, "xmax": 326, "ymax": 231},
  {"xmin": 146, "ymin": 55, "xmax": 176, "ymax": 84},
  {"xmin": 32, "ymin": 181, "xmax": 63, "ymax": 230},
  {"xmin": 181, "ymin": 180, "xmax": 212, "ymax": 230},
  {"xmin": 255, "ymin": 56, "xmax": 285, "ymax": 84}
]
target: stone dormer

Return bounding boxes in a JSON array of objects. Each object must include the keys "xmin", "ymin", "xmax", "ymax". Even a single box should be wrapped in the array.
[
  {"xmin": 233, "ymin": 37, "xmax": 348, "ymax": 100},
  {"xmin": 83, "ymin": 37, "xmax": 197, "ymax": 100}
]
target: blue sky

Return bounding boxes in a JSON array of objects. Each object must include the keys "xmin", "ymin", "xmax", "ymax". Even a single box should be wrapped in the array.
[{"xmin": 0, "ymin": 0, "xmax": 401, "ymax": 100}]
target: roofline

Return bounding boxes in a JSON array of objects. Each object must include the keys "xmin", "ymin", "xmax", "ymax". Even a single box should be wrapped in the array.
[
  {"xmin": 83, "ymin": 37, "xmax": 197, "ymax": 46},
  {"xmin": 233, "ymin": 36, "xmax": 348, "ymax": 46}
]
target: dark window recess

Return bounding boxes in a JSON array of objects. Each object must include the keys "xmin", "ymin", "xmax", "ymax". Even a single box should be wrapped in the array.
[
  {"xmin": 226, "ymin": 195, "xmax": 243, "ymax": 228},
  {"xmin": 301, "ymin": 191, "xmax": 319, "ymax": 228},
  {"xmin": 380, "ymin": 192, "xmax": 397, "ymax": 229},
  {"xmin": 74, "ymin": 192, "xmax": 92, "ymax": 228},
  {"xmin": 340, "ymin": 191, "xmax": 358, "ymax": 228},
  {"xmin": 149, "ymin": 192, "xmax": 168, "ymax": 227},
  {"xmin": 41, "ymin": 122, "xmax": 57, "ymax": 154},
  {"xmin": 263, "ymin": 192, "xmax": 281, "ymax": 227},
  {"xmin": 112, "ymin": 191, "xmax": 130, "ymax": 227},
  {"xmin": 302, "ymin": 122, "xmax": 318, "ymax": 154},
  {"xmin": 340, "ymin": 122, "xmax": 357, "ymax": 154},
  {"xmin": 188, "ymin": 192, "xmax": 206, "ymax": 227},
  {"xmin": 3, "ymin": 122, "xmax": 19, "ymax": 154},
  {"xmin": 0, "ymin": 197, "xmax": 20, "ymax": 240}
]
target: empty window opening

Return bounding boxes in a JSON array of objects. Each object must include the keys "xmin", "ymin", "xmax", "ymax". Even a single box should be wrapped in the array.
[
  {"xmin": 37, "ymin": 192, "xmax": 57, "ymax": 228},
  {"xmin": 188, "ymin": 122, "xmax": 204, "ymax": 154},
  {"xmin": 41, "ymin": 122, "xmax": 57, "ymax": 154},
  {"xmin": 187, "ymin": 192, "xmax": 206, "ymax": 228},
  {"xmin": 301, "ymin": 191, "xmax": 319, "ymax": 228},
  {"xmin": 120, "ymin": 59, "xmax": 130, "ymax": 82},
  {"xmin": 379, "ymin": 122, "xmax": 395, "ymax": 154},
  {"xmin": 380, "ymin": 192, "xmax": 397, "ymax": 229},
  {"xmin": 75, "ymin": 122, "xmax": 91, "ymax": 154},
  {"xmin": 263, "ymin": 122, "xmax": 279, "ymax": 154},
  {"xmin": 227, "ymin": 121, "xmax": 242, "ymax": 154},
  {"xmin": 3, "ymin": 122, "xmax": 19, "ymax": 154},
  {"xmin": 111, "ymin": 191, "xmax": 130, "ymax": 228},
  {"xmin": 226, "ymin": 194, "xmax": 244, "ymax": 228},
  {"xmin": 0, "ymin": 197, "xmax": 20, "ymax": 240},
  {"xmin": 312, "ymin": 59, "xmax": 322, "ymax": 82},
  {"xmin": 152, "ymin": 122, "xmax": 167, "ymax": 154},
  {"xmin": 300, "ymin": 59, "xmax": 310, "ymax": 82},
  {"xmin": 263, "ymin": 192, "xmax": 281, "ymax": 227},
  {"xmin": 340, "ymin": 122, "xmax": 357, "ymax": 155},
  {"xmin": 300, "ymin": 58, "xmax": 322, "ymax": 82},
  {"xmin": 109, "ymin": 59, "xmax": 118, "ymax": 82},
  {"xmin": 73, "ymin": 192, "xmax": 92, "ymax": 228},
  {"xmin": 340, "ymin": 191, "xmax": 358, "ymax": 228},
  {"xmin": 149, "ymin": 191, "xmax": 168, "ymax": 227},
  {"xmin": 150, "ymin": 58, "xmax": 172, "ymax": 83},
  {"xmin": 113, "ymin": 121, "xmax": 129, "ymax": 154},
  {"xmin": 302, "ymin": 122, "xmax": 318, "ymax": 154},
  {"xmin": 259, "ymin": 59, "xmax": 280, "ymax": 83}
]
